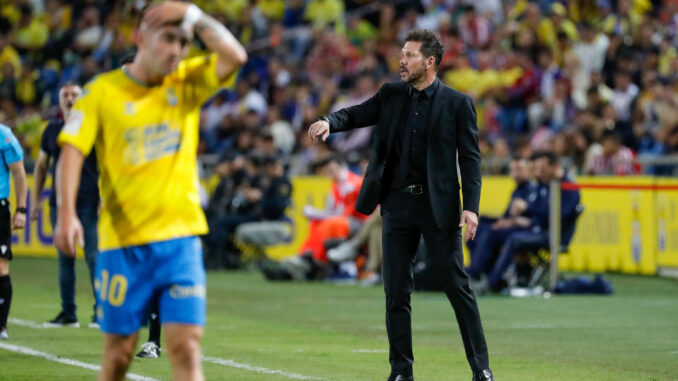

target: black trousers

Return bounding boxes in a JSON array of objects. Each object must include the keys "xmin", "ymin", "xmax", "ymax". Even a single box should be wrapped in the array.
[{"xmin": 381, "ymin": 190, "xmax": 489, "ymax": 376}]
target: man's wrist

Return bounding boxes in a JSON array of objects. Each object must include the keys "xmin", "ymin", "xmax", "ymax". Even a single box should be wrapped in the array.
[
  {"xmin": 15, "ymin": 207, "xmax": 27, "ymax": 214},
  {"xmin": 317, "ymin": 116, "xmax": 331, "ymax": 126},
  {"xmin": 182, "ymin": 4, "xmax": 203, "ymax": 31}
]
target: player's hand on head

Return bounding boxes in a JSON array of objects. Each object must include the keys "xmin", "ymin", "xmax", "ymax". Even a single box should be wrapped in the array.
[
  {"xmin": 54, "ymin": 215, "xmax": 84, "ymax": 257},
  {"xmin": 12, "ymin": 211, "xmax": 26, "ymax": 230},
  {"xmin": 142, "ymin": 1, "xmax": 192, "ymax": 30},
  {"xmin": 308, "ymin": 120, "xmax": 330, "ymax": 143}
]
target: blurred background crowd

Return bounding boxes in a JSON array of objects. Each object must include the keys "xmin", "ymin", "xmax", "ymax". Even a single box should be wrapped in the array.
[
  {"xmin": 2, "ymin": 0, "xmax": 678, "ymax": 177},
  {"xmin": 1, "ymin": 0, "xmax": 677, "ymax": 278}
]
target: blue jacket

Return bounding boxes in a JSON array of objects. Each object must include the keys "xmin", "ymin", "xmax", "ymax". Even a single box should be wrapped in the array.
[{"xmin": 525, "ymin": 175, "xmax": 581, "ymax": 237}]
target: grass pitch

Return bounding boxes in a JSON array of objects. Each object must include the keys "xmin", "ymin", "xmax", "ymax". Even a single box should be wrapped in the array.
[{"xmin": 1, "ymin": 257, "xmax": 677, "ymax": 380}]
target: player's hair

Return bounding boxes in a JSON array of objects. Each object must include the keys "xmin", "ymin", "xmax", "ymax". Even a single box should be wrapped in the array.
[
  {"xmin": 60, "ymin": 81, "xmax": 81, "ymax": 90},
  {"xmin": 405, "ymin": 29, "xmax": 445, "ymax": 70},
  {"xmin": 120, "ymin": 53, "xmax": 136, "ymax": 65},
  {"xmin": 137, "ymin": 2, "xmax": 182, "ymax": 29}
]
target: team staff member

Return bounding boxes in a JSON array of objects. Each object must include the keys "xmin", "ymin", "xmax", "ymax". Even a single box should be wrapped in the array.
[
  {"xmin": 32, "ymin": 84, "xmax": 100, "ymax": 329},
  {"xmin": 54, "ymin": 2, "xmax": 247, "ymax": 380},
  {"xmin": 0, "ymin": 123, "xmax": 27, "ymax": 340},
  {"xmin": 308, "ymin": 30, "xmax": 494, "ymax": 381}
]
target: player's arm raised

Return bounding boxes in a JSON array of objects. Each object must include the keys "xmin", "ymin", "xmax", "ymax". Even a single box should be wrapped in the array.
[
  {"xmin": 143, "ymin": 2, "xmax": 247, "ymax": 81},
  {"xmin": 193, "ymin": 7, "xmax": 248, "ymax": 81}
]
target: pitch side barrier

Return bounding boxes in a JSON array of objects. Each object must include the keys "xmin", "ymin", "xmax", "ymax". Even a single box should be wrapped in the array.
[{"xmin": 11, "ymin": 176, "xmax": 678, "ymax": 280}]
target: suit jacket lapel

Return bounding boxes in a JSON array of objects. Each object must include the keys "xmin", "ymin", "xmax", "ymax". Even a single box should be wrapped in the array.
[
  {"xmin": 385, "ymin": 86, "xmax": 409, "ymax": 152},
  {"xmin": 427, "ymin": 86, "xmax": 445, "ymax": 147}
]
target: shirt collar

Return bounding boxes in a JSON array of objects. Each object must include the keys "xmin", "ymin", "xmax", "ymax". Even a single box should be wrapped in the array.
[{"xmin": 410, "ymin": 77, "xmax": 439, "ymax": 99}]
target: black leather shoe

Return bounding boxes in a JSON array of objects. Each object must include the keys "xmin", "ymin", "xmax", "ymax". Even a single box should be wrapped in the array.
[
  {"xmin": 388, "ymin": 376, "xmax": 414, "ymax": 381},
  {"xmin": 473, "ymin": 369, "xmax": 494, "ymax": 381}
]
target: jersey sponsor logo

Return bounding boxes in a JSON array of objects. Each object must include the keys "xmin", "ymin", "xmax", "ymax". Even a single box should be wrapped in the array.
[
  {"xmin": 1, "ymin": 245, "xmax": 7, "ymax": 254},
  {"xmin": 123, "ymin": 123, "xmax": 182, "ymax": 165},
  {"xmin": 125, "ymin": 102, "xmax": 135, "ymax": 115},
  {"xmin": 169, "ymin": 284, "xmax": 206, "ymax": 299},
  {"xmin": 63, "ymin": 109, "xmax": 84, "ymax": 135}
]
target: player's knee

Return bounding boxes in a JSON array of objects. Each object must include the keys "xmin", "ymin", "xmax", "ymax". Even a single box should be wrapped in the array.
[
  {"xmin": 167, "ymin": 337, "xmax": 201, "ymax": 367},
  {"xmin": 107, "ymin": 344, "xmax": 135, "ymax": 370}
]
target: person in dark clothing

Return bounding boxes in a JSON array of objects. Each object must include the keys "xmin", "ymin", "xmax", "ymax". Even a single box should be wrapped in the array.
[
  {"xmin": 466, "ymin": 157, "xmax": 535, "ymax": 277},
  {"xmin": 234, "ymin": 156, "xmax": 293, "ymax": 252},
  {"xmin": 308, "ymin": 29, "xmax": 494, "ymax": 381},
  {"xmin": 485, "ymin": 151, "xmax": 581, "ymax": 291},
  {"xmin": 31, "ymin": 83, "xmax": 100, "ymax": 328}
]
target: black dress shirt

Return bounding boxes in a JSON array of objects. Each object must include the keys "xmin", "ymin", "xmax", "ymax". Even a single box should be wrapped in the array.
[{"xmin": 385, "ymin": 77, "xmax": 440, "ymax": 191}]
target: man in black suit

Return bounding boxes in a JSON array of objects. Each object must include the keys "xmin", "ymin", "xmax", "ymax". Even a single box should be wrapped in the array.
[{"xmin": 308, "ymin": 30, "xmax": 493, "ymax": 381}]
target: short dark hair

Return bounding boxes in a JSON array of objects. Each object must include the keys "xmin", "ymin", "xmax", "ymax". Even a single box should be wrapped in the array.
[
  {"xmin": 310, "ymin": 154, "xmax": 342, "ymax": 173},
  {"xmin": 405, "ymin": 29, "xmax": 445, "ymax": 70},
  {"xmin": 532, "ymin": 150, "xmax": 558, "ymax": 165},
  {"xmin": 601, "ymin": 129, "xmax": 622, "ymax": 143}
]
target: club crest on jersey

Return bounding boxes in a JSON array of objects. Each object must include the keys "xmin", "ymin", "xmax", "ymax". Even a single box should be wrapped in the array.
[
  {"xmin": 166, "ymin": 88, "xmax": 178, "ymax": 106},
  {"xmin": 125, "ymin": 102, "xmax": 135, "ymax": 115}
]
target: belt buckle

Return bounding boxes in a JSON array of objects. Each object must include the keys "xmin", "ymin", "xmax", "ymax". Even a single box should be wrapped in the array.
[{"xmin": 408, "ymin": 184, "xmax": 423, "ymax": 195}]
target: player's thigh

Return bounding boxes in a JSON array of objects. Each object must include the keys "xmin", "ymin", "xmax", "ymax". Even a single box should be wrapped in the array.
[
  {"xmin": 96, "ymin": 248, "xmax": 154, "ymax": 335},
  {"xmin": 156, "ymin": 237, "xmax": 206, "ymax": 326}
]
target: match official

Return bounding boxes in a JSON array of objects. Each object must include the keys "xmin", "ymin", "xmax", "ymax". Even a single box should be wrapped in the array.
[{"xmin": 0, "ymin": 123, "xmax": 27, "ymax": 340}]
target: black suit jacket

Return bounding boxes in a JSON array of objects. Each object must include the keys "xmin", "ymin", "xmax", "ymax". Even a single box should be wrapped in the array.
[{"xmin": 326, "ymin": 80, "xmax": 482, "ymax": 230}]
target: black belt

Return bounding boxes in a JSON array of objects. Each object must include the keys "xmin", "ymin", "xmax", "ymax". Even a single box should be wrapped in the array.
[{"xmin": 400, "ymin": 184, "xmax": 423, "ymax": 195}]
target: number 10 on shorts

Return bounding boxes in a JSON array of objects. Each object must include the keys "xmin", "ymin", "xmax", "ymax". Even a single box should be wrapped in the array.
[{"xmin": 95, "ymin": 270, "xmax": 128, "ymax": 307}]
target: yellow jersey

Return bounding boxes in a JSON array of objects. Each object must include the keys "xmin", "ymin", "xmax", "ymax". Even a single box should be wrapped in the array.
[{"xmin": 59, "ymin": 54, "xmax": 235, "ymax": 251}]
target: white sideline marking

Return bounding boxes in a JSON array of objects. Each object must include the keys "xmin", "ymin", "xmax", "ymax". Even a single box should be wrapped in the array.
[
  {"xmin": 351, "ymin": 349, "xmax": 387, "ymax": 353},
  {"xmin": 8, "ymin": 318, "xmax": 49, "ymax": 329},
  {"xmin": 0, "ymin": 342, "xmax": 158, "ymax": 381},
  {"xmin": 203, "ymin": 355, "xmax": 331, "ymax": 381},
  {"xmin": 9, "ymin": 317, "xmax": 331, "ymax": 381},
  {"xmin": 670, "ymin": 350, "xmax": 678, "ymax": 354}
]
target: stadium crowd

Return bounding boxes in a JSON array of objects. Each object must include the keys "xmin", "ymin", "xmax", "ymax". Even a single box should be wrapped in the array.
[{"xmin": 1, "ymin": 0, "xmax": 677, "ymax": 282}]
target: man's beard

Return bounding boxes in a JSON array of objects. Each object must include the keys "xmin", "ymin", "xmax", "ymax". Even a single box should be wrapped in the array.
[{"xmin": 404, "ymin": 66, "xmax": 426, "ymax": 85}]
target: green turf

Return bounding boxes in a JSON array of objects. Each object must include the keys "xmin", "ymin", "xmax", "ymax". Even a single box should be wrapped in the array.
[{"xmin": 1, "ymin": 257, "xmax": 678, "ymax": 381}]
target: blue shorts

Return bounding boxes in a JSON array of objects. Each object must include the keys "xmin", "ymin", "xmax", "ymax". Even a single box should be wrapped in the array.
[{"xmin": 95, "ymin": 236, "xmax": 206, "ymax": 335}]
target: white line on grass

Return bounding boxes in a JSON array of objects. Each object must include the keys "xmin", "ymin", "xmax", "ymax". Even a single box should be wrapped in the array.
[
  {"xmin": 8, "ymin": 317, "xmax": 332, "ymax": 381},
  {"xmin": 8, "ymin": 318, "xmax": 49, "ymax": 329},
  {"xmin": 0, "ymin": 342, "xmax": 158, "ymax": 381},
  {"xmin": 351, "ymin": 349, "xmax": 387, "ymax": 353},
  {"xmin": 203, "ymin": 355, "xmax": 331, "ymax": 381}
]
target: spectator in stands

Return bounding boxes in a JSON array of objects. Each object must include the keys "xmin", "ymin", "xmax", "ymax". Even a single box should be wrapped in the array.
[
  {"xmin": 467, "ymin": 157, "xmax": 535, "ymax": 281},
  {"xmin": 204, "ymin": 153, "xmax": 264, "ymax": 268},
  {"xmin": 327, "ymin": 209, "xmax": 383, "ymax": 286},
  {"xmin": 234, "ymin": 155, "xmax": 292, "ymax": 255},
  {"xmin": 480, "ymin": 151, "xmax": 581, "ymax": 293},
  {"xmin": 279, "ymin": 154, "xmax": 366, "ymax": 280},
  {"xmin": 584, "ymin": 130, "xmax": 636, "ymax": 175}
]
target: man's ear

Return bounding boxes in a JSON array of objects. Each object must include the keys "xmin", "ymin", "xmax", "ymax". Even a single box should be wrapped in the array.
[
  {"xmin": 427, "ymin": 56, "xmax": 436, "ymax": 70},
  {"xmin": 133, "ymin": 27, "xmax": 143, "ymax": 47}
]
